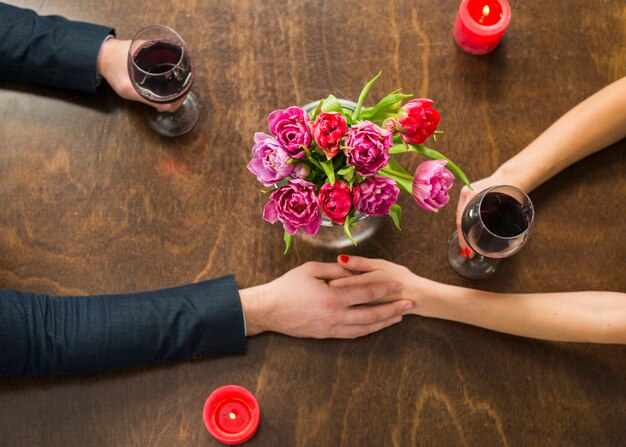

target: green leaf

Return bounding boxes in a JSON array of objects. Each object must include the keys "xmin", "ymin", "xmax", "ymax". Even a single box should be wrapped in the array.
[
  {"xmin": 307, "ymin": 156, "xmax": 323, "ymax": 170},
  {"xmin": 405, "ymin": 144, "xmax": 472, "ymax": 188},
  {"xmin": 337, "ymin": 165, "xmax": 355, "ymax": 183},
  {"xmin": 389, "ymin": 144, "xmax": 409, "ymax": 155},
  {"xmin": 309, "ymin": 99, "xmax": 324, "ymax": 121},
  {"xmin": 378, "ymin": 170, "xmax": 413, "ymax": 194},
  {"xmin": 343, "ymin": 216, "xmax": 358, "ymax": 246},
  {"xmin": 312, "ymin": 147, "xmax": 327, "ymax": 158},
  {"xmin": 353, "ymin": 71, "xmax": 382, "ymax": 121},
  {"xmin": 379, "ymin": 156, "xmax": 414, "ymax": 193},
  {"xmin": 320, "ymin": 159, "xmax": 336, "ymax": 186},
  {"xmin": 332, "ymin": 154, "xmax": 344, "ymax": 170},
  {"xmin": 388, "ymin": 204, "xmax": 402, "ymax": 231},
  {"xmin": 321, "ymin": 94, "xmax": 344, "ymax": 114},
  {"xmin": 307, "ymin": 170, "xmax": 322, "ymax": 184},
  {"xmin": 337, "ymin": 166, "xmax": 354, "ymax": 176},
  {"xmin": 359, "ymin": 91, "xmax": 412, "ymax": 122},
  {"xmin": 283, "ymin": 232, "xmax": 293, "ymax": 255},
  {"xmin": 387, "ymin": 155, "xmax": 412, "ymax": 177}
]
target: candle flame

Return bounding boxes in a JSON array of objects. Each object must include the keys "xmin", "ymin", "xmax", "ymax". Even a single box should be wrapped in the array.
[
  {"xmin": 482, "ymin": 5, "xmax": 490, "ymax": 17},
  {"xmin": 229, "ymin": 412, "xmax": 236, "ymax": 420}
]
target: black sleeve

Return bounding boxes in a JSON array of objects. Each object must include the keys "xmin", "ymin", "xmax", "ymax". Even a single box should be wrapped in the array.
[
  {"xmin": 0, "ymin": 275, "xmax": 247, "ymax": 376},
  {"xmin": 0, "ymin": 2, "xmax": 114, "ymax": 93}
]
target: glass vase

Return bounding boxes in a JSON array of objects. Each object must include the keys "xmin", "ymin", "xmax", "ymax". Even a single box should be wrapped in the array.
[{"xmin": 296, "ymin": 215, "xmax": 381, "ymax": 249}]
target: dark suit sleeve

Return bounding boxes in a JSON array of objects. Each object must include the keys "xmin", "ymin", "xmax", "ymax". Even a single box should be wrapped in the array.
[
  {"xmin": 0, "ymin": 2, "xmax": 114, "ymax": 93},
  {"xmin": 0, "ymin": 275, "xmax": 246, "ymax": 376}
]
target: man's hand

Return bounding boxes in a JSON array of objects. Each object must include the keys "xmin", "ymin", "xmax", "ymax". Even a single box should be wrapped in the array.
[
  {"xmin": 239, "ymin": 261, "xmax": 412, "ymax": 339},
  {"xmin": 96, "ymin": 38, "xmax": 185, "ymax": 112}
]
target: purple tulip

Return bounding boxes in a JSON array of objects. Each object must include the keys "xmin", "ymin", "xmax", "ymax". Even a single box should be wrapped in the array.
[
  {"xmin": 247, "ymin": 133, "xmax": 294, "ymax": 187},
  {"xmin": 412, "ymin": 160, "xmax": 454, "ymax": 212},
  {"xmin": 356, "ymin": 177, "xmax": 400, "ymax": 217},
  {"xmin": 344, "ymin": 121, "xmax": 393, "ymax": 177},
  {"xmin": 268, "ymin": 106, "xmax": 311, "ymax": 158},
  {"xmin": 291, "ymin": 163, "xmax": 310, "ymax": 180},
  {"xmin": 263, "ymin": 179, "xmax": 322, "ymax": 235}
]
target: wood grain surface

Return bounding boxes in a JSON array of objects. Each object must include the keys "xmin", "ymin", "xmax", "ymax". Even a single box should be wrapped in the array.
[{"xmin": 1, "ymin": 0, "xmax": 625, "ymax": 445}]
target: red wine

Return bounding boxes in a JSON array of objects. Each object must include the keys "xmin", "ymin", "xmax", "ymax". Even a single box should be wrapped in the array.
[
  {"xmin": 480, "ymin": 192, "xmax": 529, "ymax": 237},
  {"xmin": 461, "ymin": 187, "xmax": 533, "ymax": 258},
  {"xmin": 131, "ymin": 40, "xmax": 193, "ymax": 103}
]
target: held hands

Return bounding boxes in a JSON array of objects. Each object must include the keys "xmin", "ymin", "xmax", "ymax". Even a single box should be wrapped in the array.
[
  {"xmin": 96, "ymin": 38, "xmax": 185, "ymax": 112},
  {"xmin": 329, "ymin": 255, "xmax": 443, "ymax": 318},
  {"xmin": 239, "ymin": 261, "xmax": 412, "ymax": 339}
]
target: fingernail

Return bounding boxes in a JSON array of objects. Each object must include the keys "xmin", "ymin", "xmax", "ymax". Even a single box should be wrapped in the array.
[
  {"xmin": 339, "ymin": 255, "xmax": 349, "ymax": 263},
  {"xmin": 403, "ymin": 301, "xmax": 412, "ymax": 310},
  {"xmin": 393, "ymin": 283, "xmax": 404, "ymax": 292}
]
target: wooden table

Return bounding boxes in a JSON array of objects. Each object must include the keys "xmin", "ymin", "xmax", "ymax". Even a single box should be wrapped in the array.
[{"xmin": 1, "ymin": 1, "xmax": 625, "ymax": 445}]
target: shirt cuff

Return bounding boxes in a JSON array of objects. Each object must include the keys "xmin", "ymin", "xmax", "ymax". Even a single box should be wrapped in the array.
[{"xmin": 95, "ymin": 33, "xmax": 116, "ymax": 87}]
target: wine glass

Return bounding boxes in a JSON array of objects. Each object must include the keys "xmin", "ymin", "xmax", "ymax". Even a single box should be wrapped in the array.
[
  {"xmin": 128, "ymin": 25, "xmax": 200, "ymax": 137},
  {"xmin": 448, "ymin": 185, "xmax": 534, "ymax": 279}
]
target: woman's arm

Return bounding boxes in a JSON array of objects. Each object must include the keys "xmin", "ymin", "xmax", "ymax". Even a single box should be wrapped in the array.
[
  {"xmin": 492, "ymin": 76, "xmax": 626, "ymax": 193},
  {"xmin": 419, "ymin": 284, "xmax": 626, "ymax": 344},
  {"xmin": 456, "ymin": 76, "xmax": 626, "ymax": 254},
  {"xmin": 331, "ymin": 255, "xmax": 626, "ymax": 344}
]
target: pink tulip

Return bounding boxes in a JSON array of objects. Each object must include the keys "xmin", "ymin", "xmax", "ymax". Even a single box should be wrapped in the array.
[{"xmin": 412, "ymin": 160, "xmax": 454, "ymax": 212}]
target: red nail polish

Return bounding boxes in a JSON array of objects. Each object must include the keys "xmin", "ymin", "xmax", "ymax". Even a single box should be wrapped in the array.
[{"xmin": 339, "ymin": 255, "xmax": 349, "ymax": 263}]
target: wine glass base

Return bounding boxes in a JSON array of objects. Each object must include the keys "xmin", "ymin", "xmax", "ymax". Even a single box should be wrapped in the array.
[
  {"xmin": 146, "ymin": 91, "xmax": 200, "ymax": 137},
  {"xmin": 447, "ymin": 231, "xmax": 500, "ymax": 279}
]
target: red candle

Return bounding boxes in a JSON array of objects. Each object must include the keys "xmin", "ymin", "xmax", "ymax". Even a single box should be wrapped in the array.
[
  {"xmin": 453, "ymin": 0, "xmax": 512, "ymax": 55},
  {"xmin": 203, "ymin": 385, "xmax": 260, "ymax": 445}
]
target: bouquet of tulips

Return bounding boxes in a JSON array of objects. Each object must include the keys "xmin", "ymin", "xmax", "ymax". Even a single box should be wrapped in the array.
[{"xmin": 247, "ymin": 72, "xmax": 470, "ymax": 253}]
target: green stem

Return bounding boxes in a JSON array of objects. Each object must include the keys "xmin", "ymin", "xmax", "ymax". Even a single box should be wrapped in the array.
[{"xmin": 380, "ymin": 166, "xmax": 413, "ymax": 181}]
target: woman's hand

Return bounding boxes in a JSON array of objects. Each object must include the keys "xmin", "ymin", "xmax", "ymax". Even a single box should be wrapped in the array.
[{"xmin": 328, "ymin": 255, "xmax": 445, "ymax": 317}]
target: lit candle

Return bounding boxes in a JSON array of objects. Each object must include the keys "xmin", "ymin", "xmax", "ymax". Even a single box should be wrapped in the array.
[
  {"xmin": 453, "ymin": 0, "xmax": 512, "ymax": 55},
  {"xmin": 203, "ymin": 385, "xmax": 260, "ymax": 445}
]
